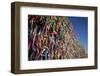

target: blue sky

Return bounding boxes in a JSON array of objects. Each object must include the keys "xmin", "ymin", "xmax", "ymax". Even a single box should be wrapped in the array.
[{"xmin": 67, "ymin": 16, "xmax": 88, "ymax": 52}]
